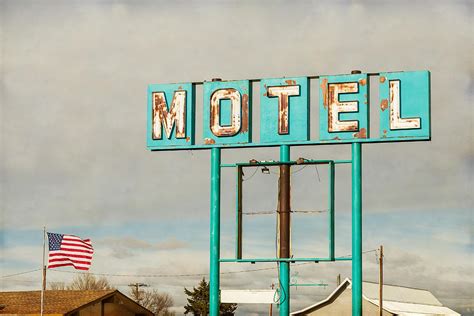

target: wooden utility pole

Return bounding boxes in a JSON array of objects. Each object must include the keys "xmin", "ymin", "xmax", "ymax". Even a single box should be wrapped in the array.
[
  {"xmin": 269, "ymin": 283, "xmax": 274, "ymax": 316},
  {"xmin": 379, "ymin": 245, "xmax": 384, "ymax": 316},
  {"xmin": 128, "ymin": 283, "xmax": 149, "ymax": 304}
]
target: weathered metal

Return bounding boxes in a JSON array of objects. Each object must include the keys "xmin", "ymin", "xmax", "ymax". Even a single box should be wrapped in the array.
[
  {"xmin": 148, "ymin": 72, "xmax": 430, "ymax": 150},
  {"xmin": 203, "ymin": 80, "xmax": 251, "ymax": 145},
  {"xmin": 152, "ymin": 91, "xmax": 187, "ymax": 139},
  {"xmin": 147, "ymin": 71, "xmax": 431, "ymax": 316},
  {"xmin": 279, "ymin": 145, "xmax": 291, "ymax": 316},
  {"xmin": 379, "ymin": 71, "xmax": 430, "ymax": 139},
  {"xmin": 260, "ymin": 77, "xmax": 309, "ymax": 143},
  {"xmin": 267, "ymin": 85, "xmax": 300, "ymax": 134},
  {"xmin": 319, "ymin": 73, "xmax": 369, "ymax": 141},
  {"xmin": 389, "ymin": 80, "xmax": 421, "ymax": 130},
  {"xmin": 352, "ymin": 142, "xmax": 363, "ymax": 316},
  {"xmin": 328, "ymin": 161, "xmax": 335, "ymax": 261},
  {"xmin": 236, "ymin": 166, "xmax": 243, "ymax": 259},
  {"xmin": 210, "ymin": 88, "xmax": 242, "ymax": 137},
  {"xmin": 147, "ymin": 83, "xmax": 195, "ymax": 148},
  {"xmin": 327, "ymin": 82, "xmax": 360, "ymax": 132}
]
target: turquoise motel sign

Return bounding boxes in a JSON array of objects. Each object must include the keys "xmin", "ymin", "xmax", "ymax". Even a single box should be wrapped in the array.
[{"xmin": 147, "ymin": 71, "xmax": 431, "ymax": 316}]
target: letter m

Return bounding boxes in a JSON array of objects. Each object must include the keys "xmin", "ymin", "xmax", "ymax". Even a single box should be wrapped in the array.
[{"xmin": 152, "ymin": 91, "xmax": 186, "ymax": 139}]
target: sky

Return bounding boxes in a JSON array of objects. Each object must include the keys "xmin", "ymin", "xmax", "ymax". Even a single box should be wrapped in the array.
[{"xmin": 0, "ymin": 0, "xmax": 472, "ymax": 315}]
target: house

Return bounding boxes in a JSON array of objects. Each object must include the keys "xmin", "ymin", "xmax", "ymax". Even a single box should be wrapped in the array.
[
  {"xmin": 0, "ymin": 289, "xmax": 153, "ymax": 316},
  {"xmin": 291, "ymin": 278, "xmax": 460, "ymax": 316}
]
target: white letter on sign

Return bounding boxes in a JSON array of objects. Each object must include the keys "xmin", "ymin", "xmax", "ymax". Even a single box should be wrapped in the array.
[
  {"xmin": 267, "ymin": 85, "xmax": 300, "ymax": 134},
  {"xmin": 389, "ymin": 80, "xmax": 421, "ymax": 130},
  {"xmin": 328, "ymin": 83, "xmax": 359, "ymax": 132},
  {"xmin": 210, "ymin": 88, "xmax": 241, "ymax": 136},
  {"xmin": 152, "ymin": 91, "xmax": 186, "ymax": 139}
]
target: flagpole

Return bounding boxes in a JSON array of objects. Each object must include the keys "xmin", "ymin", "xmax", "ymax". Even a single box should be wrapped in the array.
[{"xmin": 41, "ymin": 226, "xmax": 46, "ymax": 316}]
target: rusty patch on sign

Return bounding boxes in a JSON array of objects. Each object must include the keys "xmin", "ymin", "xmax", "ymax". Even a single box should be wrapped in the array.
[
  {"xmin": 152, "ymin": 91, "xmax": 186, "ymax": 140},
  {"xmin": 285, "ymin": 79, "xmax": 297, "ymax": 85},
  {"xmin": 267, "ymin": 85, "xmax": 299, "ymax": 135},
  {"xmin": 210, "ymin": 88, "xmax": 242, "ymax": 136},
  {"xmin": 353, "ymin": 128, "xmax": 367, "ymax": 139},
  {"xmin": 332, "ymin": 136, "xmax": 341, "ymax": 140},
  {"xmin": 380, "ymin": 99, "xmax": 389, "ymax": 111},
  {"xmin": 379, "ymin": 76, "xmax": 386, "ymax": 83},
  {"xmin": 279, "ymin": 95, "xmax": 288, "ymax": 134},
  {"xmin": 321, "ymin": 78, "xmax": 328, "ymax": 108},
  {"xmin": 359, "ymin": 79, "xmax": 366, "ymax": 86},
  {"xmin": 241, "ymin": 94, "xmax": 249, "ymax": 133},
  {"xmin": 382, "ymin": 129, "xmax": 387, "ymax": 137},
  {"xmin": 186, "ymin": 137, "xmax": 190, "ymax": 142},
  {"xmin": 327, "ymin": 82, "xmax": 359, "ymax": 132},
  {"xmin": 204, "ymin": 138, "xmax": 215, "ymax": 144}
]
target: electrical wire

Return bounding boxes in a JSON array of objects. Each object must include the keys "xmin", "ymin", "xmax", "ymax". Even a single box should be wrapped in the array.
[
  {"xmin": 242, "ymin": 167, "xmax": 259, "ymax": 181},
  {"xmin": 1, "ymin": 250, "xmax": 377, "ymax": 280},
  {"xmin": 0, "ymin": 268, "xmax": 41, "ymax": 278}
]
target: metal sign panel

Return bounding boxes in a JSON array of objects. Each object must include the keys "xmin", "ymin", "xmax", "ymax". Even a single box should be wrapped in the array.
[
  {"xmin": 319, "ymin": 73, "xmax": 369, "ymax": 140},
  {"xmin": 147, "ymin": 83, "xmax": 195, "ymax": 148},
  {"xmin": 147, "ymin": 71, "xmax": 430, "ymax": 150},
  {"xmin": 260, "ymin": 77, "xmax": 310, "ymax": 143},
  {"xmin": 221, "ymin": 290, "xmax": 276, "ymax": 304},
  {"xmin": 203, "ymin": 80, "xmax": 251, "ymax": 145},
  {"xmin": 379, "ymin": 71, "xmax": 430, "ymax": 139}
]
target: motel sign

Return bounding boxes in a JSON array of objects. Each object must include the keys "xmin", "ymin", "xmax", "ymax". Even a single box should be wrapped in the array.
[
  {"xmin": 147, "ymin": 71, "xmax": 431, "ymax": 316},
  {"xmin": 147, "ymin": 71, "xmax": 430, "ymax": 149}
]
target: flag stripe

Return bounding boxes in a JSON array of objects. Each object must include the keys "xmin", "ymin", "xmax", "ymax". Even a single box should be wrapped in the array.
[
  {"xmin": 49, "ymin": 258, "xmax": 91, "ymax": 265},
  {"xmin": 61, "ymin": 242, "xmax": 93, "ymax": 250},
  {"xmin": 49, "ymin": 253, "xmax": 93, "ymax": 260},
  {"xmin": 62, "ymin": 238, "xmax": 93, "ymax": 248},
  {"xmin": 59, "ymin": 246, "xmax": 94, "ymax": 254},
  {"xmin": 48, "ymin": 263, "xmax": 90, "ymax": 270}
]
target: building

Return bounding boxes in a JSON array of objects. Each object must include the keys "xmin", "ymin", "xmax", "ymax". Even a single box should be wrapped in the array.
[
  {"xmin": 291, "ymin": 278, "xmax": 460, "ymax": 316},
  {"xmin": 0, "ymin": 289, "xmax": 153, "ymax": 316}
]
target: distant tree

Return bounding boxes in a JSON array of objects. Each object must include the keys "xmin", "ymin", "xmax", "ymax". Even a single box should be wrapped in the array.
[
  {"xmin": 129, "ymin": 287, "xmax": 175, "ymax": 316},
  {"xmin": 48, "ymin": 281, "xmax": 67, "ymax": 290},
  {"xmin": 48, "ymin": 273, "xmax": 114, "ymax": 290},
  {"xmin": 184, "ymin": 278, "xmax": 237, "ymax": 315},
  {"xmin": 68, "ymin": 273, "xmax": 114, "ymax": 290}
]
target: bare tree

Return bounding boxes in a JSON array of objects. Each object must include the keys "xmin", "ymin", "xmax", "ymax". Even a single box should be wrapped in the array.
[
  {"xmin": 129, "ymin": 287, "xmax": 175, "ymax": 316},
  {"xmin": 48, "ymin": 281, "xmax": 67, "ymax": 290}
]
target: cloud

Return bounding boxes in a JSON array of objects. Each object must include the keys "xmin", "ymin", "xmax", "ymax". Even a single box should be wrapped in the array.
[{"xmin": 1, "ymin": 0, "xmax": 473, "ymax": 314}]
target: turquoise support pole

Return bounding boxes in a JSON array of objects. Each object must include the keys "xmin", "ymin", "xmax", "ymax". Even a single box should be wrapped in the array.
[
  {"xmin": 279, "ymin": 145, "xmax": 290, "ymax": 316},
  {"xmin": 352, "ymin": 143, "xmax": 362, "ymax": 316},
  {"xmin": 210, "ymin": 148, "xmax": 221, "ymax": 316},
  {"xmin": 328, "ymin": 162, "xmax": 335, "ymax": 261}
]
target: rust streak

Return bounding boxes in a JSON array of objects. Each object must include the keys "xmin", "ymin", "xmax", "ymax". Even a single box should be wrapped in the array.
[
  {"xmin": 380, "ymin": 99, "xmax": 389, "ymax": 111},
  {"xmin": 379, "ymin": 76, "xmax": 386, "ymax": 83},
  {"xmin": 333, "ymin": 136, "xmax": 341, "ymax": 140},
  {"xmin": 359, "ymin": 79, "xmax": 366, "ymax": 86},
  {"xmin": 241, "ymin": 94, "xmax": 249, "ymax": 133},
  {"xmin": 321, "ymin": 79, "xmax": 328, "ymax": 108},
  {"xmin": 279, "ymin": 93, "xmax": 289, "ymax": 134},
  {"xmin": 285, "ymin": 80, "xmax": 297, "ymax": 85},
  {"xmin": 186, "ymin": 137, "xmax": 190, "ymax": 142},
  {"xmin": 353, "ymin": 128, "xmax": 367, "ymax": 139}
]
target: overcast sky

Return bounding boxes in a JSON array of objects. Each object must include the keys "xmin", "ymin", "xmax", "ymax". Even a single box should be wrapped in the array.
[{"xmin": 1, "ymin": 0, "xmax": 473, "ymax": 315}]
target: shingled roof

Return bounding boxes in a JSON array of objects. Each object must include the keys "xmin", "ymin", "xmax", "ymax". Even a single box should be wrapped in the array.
[{"xmin": 0, "ymin": 290, "xmax": 125, "ymax": 315}]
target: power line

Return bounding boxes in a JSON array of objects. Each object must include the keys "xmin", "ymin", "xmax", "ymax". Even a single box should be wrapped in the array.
[
  {"xmin": 0, "ymin": 269, "xmax": 41, "ymax": 278},
  {"xmin": 1, "ymin": 249, "xmax": 377, "ymax": 279}
]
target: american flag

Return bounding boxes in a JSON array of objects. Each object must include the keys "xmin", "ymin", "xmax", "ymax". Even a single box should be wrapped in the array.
[{"xmin": 47, "ymin": 232, "xmax": 94, "ymax": 270}]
